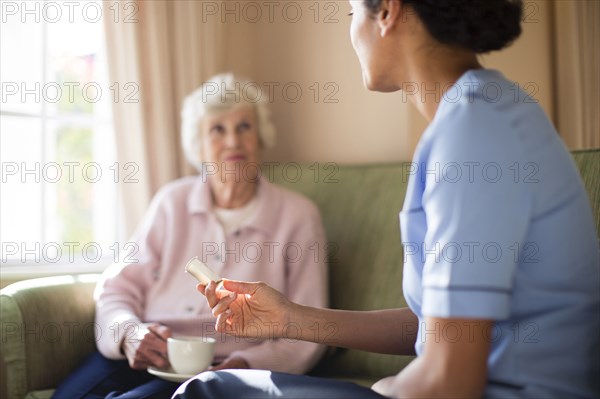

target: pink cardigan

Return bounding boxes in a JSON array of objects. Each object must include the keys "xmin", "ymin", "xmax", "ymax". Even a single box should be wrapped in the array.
[{"xmin": 94, "ymin": 177, "xmax": 328, "ymax": 374}]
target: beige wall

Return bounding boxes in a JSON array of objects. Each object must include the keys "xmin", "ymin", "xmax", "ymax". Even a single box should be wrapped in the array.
[
  {"xmin": 482, "ymin": 1, "xmax": 554, "ymax": 118},
  {"xmin": 223, "ymin": 1, "xmax": 554, "ymax": 163}
]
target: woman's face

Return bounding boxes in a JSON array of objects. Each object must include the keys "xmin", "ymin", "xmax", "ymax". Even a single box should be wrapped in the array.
[
  {"xmin": 349, "ymin": 0, "xmax": 404, "ymax": 92},
  {"xmin": 349, "ymin": 0, "xmax": 382, "ymax": 90},
  {"xmin": 200, "ymin": 104, "xmax": 261, "ymax": 182}
]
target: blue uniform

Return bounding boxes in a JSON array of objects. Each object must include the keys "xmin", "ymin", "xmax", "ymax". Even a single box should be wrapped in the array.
[{"xmin": 401, "ymin": 69, "xmax": 599, "ymax": 398}]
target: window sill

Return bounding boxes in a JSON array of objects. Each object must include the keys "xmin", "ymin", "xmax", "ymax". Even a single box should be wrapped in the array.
[{"xmin": 1, "ymin": 258, "xmax": 110, "ymax": 282}]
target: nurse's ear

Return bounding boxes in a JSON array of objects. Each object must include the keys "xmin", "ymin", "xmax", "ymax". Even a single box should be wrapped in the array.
[{"xmin": 377, "ymin": 0, "xmax": 405, "ymax": 37}]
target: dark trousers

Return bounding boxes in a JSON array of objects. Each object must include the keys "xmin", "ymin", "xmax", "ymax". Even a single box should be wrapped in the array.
[
  {"xmin": 52, "ymin": 352, "xmax": 179, "ymax": 399},
  {"xmin": 173, "ymin": 369, "xmax": 387, "ymax": 399}
]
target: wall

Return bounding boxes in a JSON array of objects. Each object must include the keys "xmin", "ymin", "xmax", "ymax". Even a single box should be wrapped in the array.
[
  {"xmin": 482, "ymin": 1, "xmax": 554, "ymax": 120},
  {"xmin": 222, "ymin": 0, "xmax": 555, "ymax": 163}
]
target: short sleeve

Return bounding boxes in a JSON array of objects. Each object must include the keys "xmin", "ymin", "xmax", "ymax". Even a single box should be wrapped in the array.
[{"xmin": 420, "ymin": 108, "xmax": 533, "ymax": 320}]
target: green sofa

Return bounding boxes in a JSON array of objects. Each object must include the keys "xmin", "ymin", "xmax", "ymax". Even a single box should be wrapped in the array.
[{"xmin": 2, "ymin": 149, "xmax": 599, "ymax": 399}]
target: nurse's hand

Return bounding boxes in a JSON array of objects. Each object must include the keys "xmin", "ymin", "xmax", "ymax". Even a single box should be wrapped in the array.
[
  {"xmin": 198, "ymin": 280, "xmax": 292, "ymax": 339},
  {"xmin": 122, "ymin": 323, "xmax": 171, "ymax": 370}
]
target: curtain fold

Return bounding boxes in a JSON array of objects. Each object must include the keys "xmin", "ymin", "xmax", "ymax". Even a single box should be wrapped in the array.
[
  {"xmin": 553, "ymin": 0, "xmax": 600, "ymax": 149},
  {"xmin": 103, "ymin": 0, "xmax": 226, "ymax": 236}
]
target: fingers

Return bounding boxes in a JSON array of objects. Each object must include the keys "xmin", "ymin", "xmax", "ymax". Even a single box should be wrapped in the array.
[
  {"xmin": 128, "ymin": 325, "xmax": 169, "ymax": 369},
  {"xmin": 144, "ymin": 331, "xmax": 168, "ymax": 355},
  {"xmin": 129, "ymin": 355, "xmax": 150, "ymax": 370},
  {"xmin": 204, "ymin": 279, "xmax": 261, "ymax": 306},
  {"xmin": 222, "ymin": 279, "xmax": 261, "ymax": 295},
  {"xmin": 129, "ymin": 351, "xmax": 159, "ymax": 370},
  {"xmin": 130, "ymin": 351, "xmax": 167, "ymax": 370},
  {"xmin": 212, "ymin": 292, "xmax": 237, "ymax": 317},
  {"xmin": 141, "ymin": 344, "xmax": 169, "ymax": 369},
  {"xmin": 215, "ymin": 308, "xmax": 232, "ymax": 333},
  {"xmin": 147, "ymin": 324, "xmax": 171, "ymax": 369},
  {"xmin": 123, "ymin": 340, "xmax": 153, "ymax": 370},
  {"xmin": 204, "ymin": 280, "xmax": 221, "ymax": 308},
  {"xmin": 148, "ymin": 324, "xmax": 172, "ymax": 341},
  {"xmin": 204, "ymin": 281, "xmax": 237, "ymax": 312}
]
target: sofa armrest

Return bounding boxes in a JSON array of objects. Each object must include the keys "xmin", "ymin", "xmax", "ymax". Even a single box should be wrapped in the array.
[{"xmin": 0, "ymin": 274, "xmax": 99, "ymax": 399}]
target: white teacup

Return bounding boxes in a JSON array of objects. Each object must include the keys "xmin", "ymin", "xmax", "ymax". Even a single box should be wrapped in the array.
[{"xmin": 167, "ymin": 336, "xmax": 216, "ymax": 375}]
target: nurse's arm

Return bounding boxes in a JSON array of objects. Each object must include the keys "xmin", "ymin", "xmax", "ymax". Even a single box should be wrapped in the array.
[
  {"xmin": 372, "ymin": 317, "xmax": 492, "ymax": 398},
  {"xmin": 291, "ymin": 305, "xmax": 419, "ymax": 356},
  {"xmin": 205, "ymin": 279, "xmax": 418, "ymax": 356}
]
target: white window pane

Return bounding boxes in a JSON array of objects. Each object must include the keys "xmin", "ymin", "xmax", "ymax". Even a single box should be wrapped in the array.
[
  {"xmin": 0, "ymin": 9, "xmax": 44, "ymax": 115},
  {"xmin": 46, "ymin": 122, "xmax": 95, "ymax": 245},
  {"xmin": 92, "ymin": 123, "xmax": 118, "ymax": 248},
  {"xmin": 46, "ymin": 2, "xmax": 103, "ymax": 58},
  {"xmin": 46, "ymin": 1, "xmax": 107, "ymax": 118},
  {"xmin": 42, "ymin": 121, "xmax": 117, "ymax": 256},
  {"xmin": 1, "ymin": 116, "xmax": 43, "ymax": 260}
]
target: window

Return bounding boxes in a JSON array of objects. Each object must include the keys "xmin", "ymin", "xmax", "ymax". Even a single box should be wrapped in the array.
[{"xmin": 1, "ymin": 0, "xmax": 121, "ymax": 274}]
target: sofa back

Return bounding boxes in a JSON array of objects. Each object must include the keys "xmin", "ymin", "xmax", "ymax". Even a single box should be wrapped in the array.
[
  {"xmin": 572, "ymin": 150, "xmax": 600, "ymax": 234},
  {"xmin": 271, "ymin": 149, "xmax": 600, "ymax": 379},
  {"xmin": 271, "ymin": 163, "xmax": 414, "ymax": 378}
]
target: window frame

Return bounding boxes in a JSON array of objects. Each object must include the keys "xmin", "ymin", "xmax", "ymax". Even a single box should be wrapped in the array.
[{"xmin": 0, "ymin": 1, "xmax": 122, "ymax": 278}]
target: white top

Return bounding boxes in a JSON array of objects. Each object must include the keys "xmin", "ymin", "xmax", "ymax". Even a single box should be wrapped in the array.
[{"xmin": 213, "ymin": 196, "xmax": 259, "ymax": 234}]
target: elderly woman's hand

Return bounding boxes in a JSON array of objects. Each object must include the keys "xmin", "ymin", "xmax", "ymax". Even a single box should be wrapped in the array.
[
  {"xmin": 198, "ymin": 280, "xmax": 293, "ymax": 339},
  {"xmin": 121, "ymin": 323, "xmax": 172, "ymax": 370}
]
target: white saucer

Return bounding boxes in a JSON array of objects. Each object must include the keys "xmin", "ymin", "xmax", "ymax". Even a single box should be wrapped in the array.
[{"xmin": 147, "ymin": 366, "xmax": 201, "ymax": 383}]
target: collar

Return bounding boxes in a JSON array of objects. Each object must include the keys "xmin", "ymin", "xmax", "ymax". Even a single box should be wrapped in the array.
[{"xmin": 187, "ymin": 176, "xmax": 280, "ymax": 236}]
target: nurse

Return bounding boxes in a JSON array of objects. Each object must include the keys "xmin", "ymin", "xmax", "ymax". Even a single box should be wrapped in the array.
[{"xmin": 177, "ymin": 0, "xmax": 600, "ymax": 398}]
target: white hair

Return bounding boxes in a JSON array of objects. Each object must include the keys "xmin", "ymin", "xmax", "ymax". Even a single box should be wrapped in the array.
[{"xmin": 181, "ymin": 73, "xmax": 277, "ymax": 171}]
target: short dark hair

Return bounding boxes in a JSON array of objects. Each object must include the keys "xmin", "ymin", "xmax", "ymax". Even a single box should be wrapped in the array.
[{"xmin": 363, "ymin": 0, "xmax": 523, "ymax": 53}]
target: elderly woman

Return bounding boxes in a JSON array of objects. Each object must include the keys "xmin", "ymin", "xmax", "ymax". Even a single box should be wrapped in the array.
[
  {"xmin": 52, "ymin": 74, "xmax": 328, "ymax": 399},
  {"xmin": 177, "ymin": 1, "xmax": 599, "ymax": 399}
]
